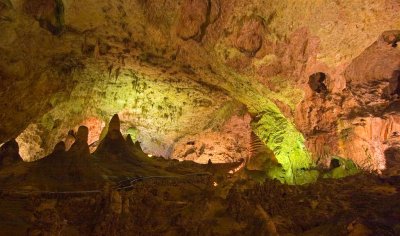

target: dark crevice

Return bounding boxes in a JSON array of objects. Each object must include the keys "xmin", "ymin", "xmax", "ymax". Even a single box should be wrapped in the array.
[
  {"xmin": 309, "ymin": 72, "xmax": 328, "ymax": 94},
  {"xmin": 392, "ymin": 70, "xmax": 400, "ymax": 96},
  {"xmin": 38, "ymin": 0, "xmax": 65, "ymax": 35},
  {"xmin": 330, "ymin": 158, "xmax": 340, "ymax": 169},
  {"xmin": 196, "ymin": 0, "xmax": 212, "ymax": 42},
  {"xmin": 384, "ymin": 147, "xmax": 400, "ymax": 171}
]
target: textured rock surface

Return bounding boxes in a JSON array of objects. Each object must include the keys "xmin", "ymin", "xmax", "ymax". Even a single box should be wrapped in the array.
[
  {"xmin": 172, "ymin": 114, "xmax": 252, "ymax": 163},
  {"xmin": 1, "ymin": 168, "xmax": 400, "ymax": 235},
  {"xmin": 0, "ymin": 0, "xmax": 400, "ymax": 178},
  {"xmin": 338, "ymin": 116, "xmax": 400, "ymax": 171},
  {"xmin": 0, "ymin": 117, "xmax": 399, "ymax": 235}
]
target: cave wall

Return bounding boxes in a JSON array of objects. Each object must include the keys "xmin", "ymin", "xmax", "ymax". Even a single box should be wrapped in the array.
[{"xmin": 0, "ymin": 0, "xmax": 400, "ymax": 177}]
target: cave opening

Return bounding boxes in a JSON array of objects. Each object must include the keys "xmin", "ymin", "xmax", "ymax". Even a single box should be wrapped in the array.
[
  {"xmin": 308, "ymin": 72, "xmax": 328, "ymax": 94},
  {"xmin": 330, "ymin": 158, "xmax": 340, "ymax": 169}
]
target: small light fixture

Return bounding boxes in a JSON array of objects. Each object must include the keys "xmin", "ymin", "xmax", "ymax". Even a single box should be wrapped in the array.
[
  {"xmin": 147, "ymin": 154, "xmax": 153, "ymax": 157},
  {"xmin": 213, "ymin": 182, "xmax": 218, "ymax": 187}
]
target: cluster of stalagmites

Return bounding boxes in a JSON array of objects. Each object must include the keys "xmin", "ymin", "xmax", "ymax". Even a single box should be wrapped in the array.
[
  {"xmin": 0, "ymin": 114, "xmax": 146, "ymax": 172},
  {"xmin": 95, "ymin": 114, "xmax": 142, "ymax": 165},
  {"xmin": 0, "ymin": 115, "xmax": 224, "ymax": 235}
]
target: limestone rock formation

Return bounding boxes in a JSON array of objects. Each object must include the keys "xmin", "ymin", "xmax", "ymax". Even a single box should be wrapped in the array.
[
  {"xmin": 235, "ymin": 16, "xmax": 266, "ymax": 56},
  {"xmin": 1, "ymin": 0, "xmax": 400, "ymax": 234},
  {"xmin": 0, "ymin": 139, "xmax": 22, "ymax": 167},
  {"xmin": 95, "ymin": 114, "xmax": 141, "ymax": 165},
  {"xmin": 172, "ymin": 114, "xmax": 252, "ymax": 163},
  {"xmin": 125, "ymin": 134, "xmax": 148, "ymax": 159},
  {"xmin": 0, "ymin": 0, "xmax": 399, "ymax": 181},
  {"xmin": 68, "ymin": 126, "xmax": 90, "ymax": 158},
  {"xmin": 177, "ymin": 0, "xmax": 210, "ymax": 41}
]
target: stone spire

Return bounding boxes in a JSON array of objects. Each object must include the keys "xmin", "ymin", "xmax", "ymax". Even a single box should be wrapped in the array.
[{"xmin": 68, "ymin": 126, "xmax": 90, "ymax": 158}]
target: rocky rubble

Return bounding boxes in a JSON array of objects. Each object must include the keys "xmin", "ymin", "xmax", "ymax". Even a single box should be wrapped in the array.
[{"xmin": 1, "ymin": 166, "xmax": 399, "ymax": 235}]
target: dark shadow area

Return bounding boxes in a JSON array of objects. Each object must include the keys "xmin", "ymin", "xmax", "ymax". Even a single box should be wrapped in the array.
[
  {"xmin": 383, "ymin": 70, "xmax": 400, "ymax": 99},
  {"xmin": 392, "ymin": 70, "xmax": 400, "ymax": 96},
  {"xmin": 384, "ymin": 147, "xmax": 400, "ymax": 170},
  {"xmin": 309, "ymin": 72, "xmax": 328, "ymax": 94},
  {"xmin": 330, "ymin": 158, "xmax": 340, "ymax": 169}
]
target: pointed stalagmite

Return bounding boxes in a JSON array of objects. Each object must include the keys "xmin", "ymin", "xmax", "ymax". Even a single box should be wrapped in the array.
[
  {"xmin": 68, "ymin": 126, "xmax": 90, "ymax": 157},
  {"xmin": 126, "ymin": 134, "xmax": 145, "ymax": 153},
  {"xmin": 76, "ymin": 126, "xmax": 89, "ymax": 143},
  {"xmin": 95, "ymin": 114, "xmax": 128, "ymax": 157},
  {"xmin": 94, "ymin": 114, "xmax": 142, "ymax": 165},
  {"xmin": 126, "ymin": 134, "xmax": 135, "ymax": 147},
  {"xmin": 109, "ymin": 114, "xmax": 121, "ymax": 132},
  {"xmin": 107, "ymin": 114, "xmax": 123, "ymax": 140}
]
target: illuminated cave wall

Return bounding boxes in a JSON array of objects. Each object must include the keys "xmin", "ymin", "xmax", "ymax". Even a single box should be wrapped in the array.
[
  {"xmin": 0, "ymin": 0, "xmax": 400, "ymax": 182},
  {"xmin": 172, "ymin": 113, "xmax": 252, "ymax": 164},
  {"xmin": 15, "ymin": 66, "xmax": 230, "ymax": 160}
]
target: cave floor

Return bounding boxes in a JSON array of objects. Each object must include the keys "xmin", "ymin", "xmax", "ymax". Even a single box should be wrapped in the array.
[{"xmin": 0, "ymin": 156, "xmax": 399, "ymax": 236}]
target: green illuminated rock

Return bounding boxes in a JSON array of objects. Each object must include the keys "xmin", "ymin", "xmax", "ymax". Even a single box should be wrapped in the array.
[
  {"xmin": 323, "ymin": 156, "xmax": 360, "ymax": 179},
  {"xmin": 252, "ymin": 110, "xmax": 314, "ymax": 184},
  {"xmin": 200, "ymin": 60, "xmax": 314, "ymax": 184}
]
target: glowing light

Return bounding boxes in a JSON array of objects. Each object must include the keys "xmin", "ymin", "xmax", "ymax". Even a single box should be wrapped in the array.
[
  {"xmin": 147, "ymin": 154, "xmax": 153, "ymax": 157},
  {"xmin": 228, "ymin": 161, "xmax": 245, "ymax": 174},
  {"xmin": 253, "ymin": 111, "xmax": 313, "ymax": 184},
  {"xmin": 213, "ymin": 182, "xmax": 218, "ymax": 187}
]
